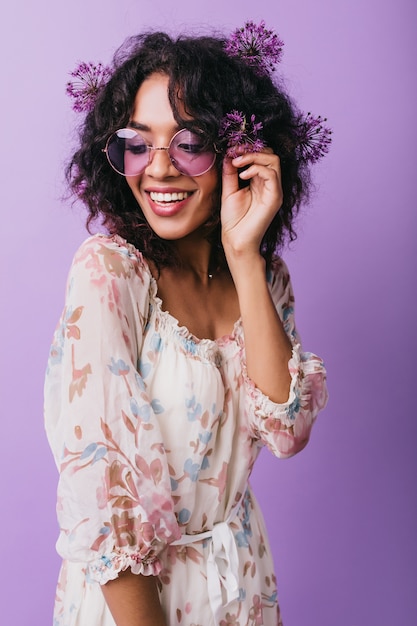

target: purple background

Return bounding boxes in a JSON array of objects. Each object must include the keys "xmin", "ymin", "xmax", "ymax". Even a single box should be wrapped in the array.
[{"xmin": 1, "ymin": 1, "xmax": 415, "ymax": 624}]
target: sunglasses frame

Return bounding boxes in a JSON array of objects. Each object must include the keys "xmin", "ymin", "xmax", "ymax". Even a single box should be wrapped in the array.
[{"xmin": 102, "ymin": 128, "xmax": 218, "ymax": 177}]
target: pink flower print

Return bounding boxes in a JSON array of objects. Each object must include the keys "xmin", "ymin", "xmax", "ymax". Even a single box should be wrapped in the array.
[
  {"xmin": 104, "ymin": 459, "xmax": 142, "ymax": 511},
  {"xmin": 248, "ymin": 594, "xmax": 263, "ymax": 625},
  {"xmin": 158, "ymin": 564, "xmax": 172, "ymax": 585},
  {"xmin": 220, "ymin": 612, "xmax": 241, "ymax": 625},
  {"xmin": 69, "ymin": 344, "xmax": 92, "ymax": 402},
  {"xmin": 96, "ymin": 478, "xmax": 109, "ymax": 510},
  {"xmin": 134, "ymin": 455, "xmax": 164, "ymax": 486},
  {"xmin": 265, "ymin": 410, "xmax": 312, "ymax": 458},
  {"xmin": 64, "ymin": 305, "xmax": 84, "ymax": 340},
  {"xmin": 98, "ymin": 243, "xmax": 132, "ymax": 278},
  {"xmin": 200, "ymin": 461, "xmax": 228, "ymax": 501},
  {"xmin": 302, "ymin": 368, "xmax": 329, "ymax": 415},
  {"xmin": 111, "ymin": 511, "xmax": 155, "ymax": 548}
]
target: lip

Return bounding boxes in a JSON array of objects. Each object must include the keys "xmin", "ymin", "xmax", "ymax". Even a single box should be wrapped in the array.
[{"xmin": 144, "ymin": 188, "xmax": 195, "ymax": 217}]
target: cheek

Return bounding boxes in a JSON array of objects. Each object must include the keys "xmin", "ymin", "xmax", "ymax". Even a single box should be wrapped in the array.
[
  {"xmin": 125, "ymin": 175, "xmax": 142, "ymax": 196},
  {"xmin": 124, "ymin": 177, "xmax": 149, "ymax": 216},
  {"xmin": 204, "ymin": 173, "xmax": 220, "ymax": 211},
  {"xmin": 201, "ymin": 169, "xmax": 219, "ymax": 199}
]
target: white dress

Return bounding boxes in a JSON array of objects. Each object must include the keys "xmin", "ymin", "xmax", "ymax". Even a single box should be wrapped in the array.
[{"xmin": 44, "ymin": 234, "xmax": 328, "ymax": 626}]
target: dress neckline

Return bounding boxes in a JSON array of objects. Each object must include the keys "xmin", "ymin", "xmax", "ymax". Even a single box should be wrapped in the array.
[
  {"xmin": 148, "ymin": 271, "xmax": 242, "ymax": 348},
  {"xmin": 99, "ymin": 232, "xmax": 243, "ymax": 349}
]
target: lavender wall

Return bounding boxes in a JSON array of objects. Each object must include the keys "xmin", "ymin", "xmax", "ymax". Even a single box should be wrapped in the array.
[{"xmin": 1, "ymin": 1, "xmax": 415, "ymax": 624}]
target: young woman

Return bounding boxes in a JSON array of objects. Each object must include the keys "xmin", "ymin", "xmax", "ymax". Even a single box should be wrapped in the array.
[{"xmin": 45, "ymin": 25, "xmax": 329, "ymax": 626}]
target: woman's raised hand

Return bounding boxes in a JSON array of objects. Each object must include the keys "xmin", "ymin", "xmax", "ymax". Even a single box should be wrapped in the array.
[{"xmin": 220, "ymin": 150, "xmax": 283, "ymax": 258}]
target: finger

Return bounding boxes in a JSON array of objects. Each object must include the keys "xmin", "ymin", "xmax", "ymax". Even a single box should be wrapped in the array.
[
  {"xmin": 239, "ymin": 164, "xmax": 283, "ymax": 208},
  {"xmin": 222, "ymin": 157, "xmax": 240, "ymax": 199},
  {"xmin": 232, "ymin": 152, "xmax": 281, "ymax": 174},
  {"xmin": 238, "ymin": 162, "xmax": 280, "ymax": 185}
]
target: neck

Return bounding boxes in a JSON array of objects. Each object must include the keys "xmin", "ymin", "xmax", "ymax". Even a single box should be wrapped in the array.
[{"xmin": 170, "ymin": 236, "xmax": 213, "ymax": 277}]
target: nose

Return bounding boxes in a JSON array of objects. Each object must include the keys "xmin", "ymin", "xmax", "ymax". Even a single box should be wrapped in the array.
[{"xmin": 146, "ymin": 146, "xmax": 179, "ymax": 178}]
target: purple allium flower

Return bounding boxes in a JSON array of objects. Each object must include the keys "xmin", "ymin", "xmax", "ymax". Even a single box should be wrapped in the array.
[
  {"xmin": 219, "ymin": 111, "xmax": 266, "ymax": 158},
  {"xmin": 225, "ymin": 20, "xmax": 284, "ymax": 76},
  {"xmin": 296, "ymin": 112, "xmax": 333, "ymax": 163},
  {"xmin": 66, "ymin": 61, "xmax": 112, "ymax": 113}
]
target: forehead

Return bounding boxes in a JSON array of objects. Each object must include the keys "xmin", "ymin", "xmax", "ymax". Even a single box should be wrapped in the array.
[
  {"xmin": 130, "ymin": 72, "xmax": 192, "ymax": 128},
  {"xmin": 130, "ymin": 73, "xmax": 175, "ymax": 126}
]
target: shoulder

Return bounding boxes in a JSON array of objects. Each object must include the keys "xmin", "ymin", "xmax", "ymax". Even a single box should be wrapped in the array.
[{"xmin": 70, "ymin": 233, "xmax": 152, "ymax": 287}]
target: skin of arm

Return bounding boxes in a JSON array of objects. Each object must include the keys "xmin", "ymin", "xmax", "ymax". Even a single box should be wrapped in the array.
[
  {"xmin": 221, "ymin": 151, "xmax": 293, "ymax": 404},
  {"xmin": 102, "ymin": 570, "xmax": 166, "ymax": 626}
]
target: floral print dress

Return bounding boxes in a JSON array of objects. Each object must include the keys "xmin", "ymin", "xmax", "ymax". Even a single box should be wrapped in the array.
[{"xmin": 44, "ymin": 234, "xmax": 328, "ymax": 626}]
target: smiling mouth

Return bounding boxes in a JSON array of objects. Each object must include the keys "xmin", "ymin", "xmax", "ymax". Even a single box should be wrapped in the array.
[{"xmin": 149, "ymin": 191, "xmax": 192, "ymax": 204}]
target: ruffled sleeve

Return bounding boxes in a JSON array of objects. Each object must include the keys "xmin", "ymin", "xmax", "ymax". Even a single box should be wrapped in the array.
[
  {"xmin": 44, "ymin": 234, "xmax": 180, "ymax": 584},
  {"xmin": 243, "ymin": 257, "xmax": 328, "ymax": 459}
]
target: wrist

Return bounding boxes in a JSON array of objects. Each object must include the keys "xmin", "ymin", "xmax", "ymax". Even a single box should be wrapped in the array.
[
  {"xmin": 224, "ymin": 247, "xmax": 266, "ymax": 286},
  {"xmin": 223, "ymin": 239, "xmax": 263, "ymax": 265}
]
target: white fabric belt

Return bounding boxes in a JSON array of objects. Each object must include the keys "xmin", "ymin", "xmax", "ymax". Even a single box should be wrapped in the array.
[{"xmin": 171, "ymin": 491, "xmax": 246, "ymax": 621}]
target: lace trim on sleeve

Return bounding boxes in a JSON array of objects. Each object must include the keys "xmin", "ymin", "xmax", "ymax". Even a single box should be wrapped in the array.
[{"xmin": 88, "ymin": 547, "xmax": 163, "ymax": 584}]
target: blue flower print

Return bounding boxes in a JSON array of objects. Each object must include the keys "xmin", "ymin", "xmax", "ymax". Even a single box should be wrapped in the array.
[
  {"xmin": 178, "ymin": 508, "xmax": 191, "ymax": 524},
  {"xmin": 235, "ymin": 491, "xmax": 252, "ymax": 547},
  {"xmin": 235, "ymin": 531, "xmax": 250, "ymax": 548},
  {"xmin": 134, "ymin": 370, "xmax": 146, "ymax": 390},
  {"xmin": 48, "ymin": 343, "xmax": 63, "ymax": 368},
  {"xmin": 281, "ymin": 304, "xmax": 295, "ymax": 338},
  {"xmin": 92, "ymin": 447, "xmax": 107, "ymax": 463},
  {"xmin": 286, "ymin": 392, "xmax": 301, "ymax": 421},
  {"xmin": 138, "ymin": 359, "xmax": 151, "ymax": 379},
  {"xmin": 150, "ymin": 332, "xmax": 163, "ymax": 352},
  {"xmin": 181, "ymin": 337, "xmax": 198, "ymax": 355},
  {"xmin": 186, "ymin": 395, "xmax": 202, "ymax": 422},
  {"xmin": 199, "ymin": 431, "xmax": 213, "ymax": 444},
  {"xmin": 263, "ymin": 590, "xmax": 278, "ymax": 603},
  {"xmin": 130, "ymin": 397, "xmax": 151, "ymax": 422},
  {"xmin": 301, "ymin": 351, "xmax": 314, "ymax": 363},
  {"xmin": 151, "ymin": 399, "xmax": 164, "ymax": 414},
  {"xmin": 108, "ymin": 358, "xmax": 130, "ymax": 376},
  {"xmin": 130, "ymin": 397, "xmax": 164, "ymax": 420},
  {"xmin": 80, "ymin": 442, "xmax": 97, "ymax": 460},
  {"xmin": 184, "ymin": 458, "xmax": 201, "ymax": 482},
  {"xmin": 79, "ymin": 443, "xmax": 107, "ymax": 463},
  {"xmin": 282, "ymin": 304, "xmax": 294, "ymax": 322}
]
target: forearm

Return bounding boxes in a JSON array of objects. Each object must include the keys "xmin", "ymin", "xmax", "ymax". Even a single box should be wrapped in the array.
[
  {"xmin": 226, "ymin": 250, "xmax": 292, "ymax": 403},
  {"xmin": 102, "ymin": 570, "xmax": 166, "ymax": 626}
]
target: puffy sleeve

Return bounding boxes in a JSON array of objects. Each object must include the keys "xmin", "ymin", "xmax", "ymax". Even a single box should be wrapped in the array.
[
  {"xmin": 243, "ymin": 257, "xmax": 328, "ymax": 459},
  {"xmin": 44, "ymin": 235, "xmax": 180, "ymax": 584}
]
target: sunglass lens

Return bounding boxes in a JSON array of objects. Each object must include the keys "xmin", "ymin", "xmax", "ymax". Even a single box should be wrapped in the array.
[
  {"xmin": 169, "ymin": 130, "xmax": 216, "ymax": 176},
  {"xmin": 106, "ymin": 129, "xmax": 149, "ymax": 176}
]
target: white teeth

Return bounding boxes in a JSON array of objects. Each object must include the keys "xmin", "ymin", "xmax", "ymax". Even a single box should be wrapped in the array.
[{"xmin": 149, "ymin": 191, "xmax": 190, "ymax": 203}]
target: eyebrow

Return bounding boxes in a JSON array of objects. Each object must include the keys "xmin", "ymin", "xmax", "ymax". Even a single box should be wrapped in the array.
[
  {"xmin": 127, "ymin": 120, "xmax": 183, "ymax": 134},
  {"xmin": 127, "ymin": 121, "xmax": 151, "ymax": 131}
]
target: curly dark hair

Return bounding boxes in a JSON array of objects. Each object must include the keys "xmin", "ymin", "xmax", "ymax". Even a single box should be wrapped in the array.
[{"xmin": 67, "ymin": 30, "xmax": 311, "ymax": 268}]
